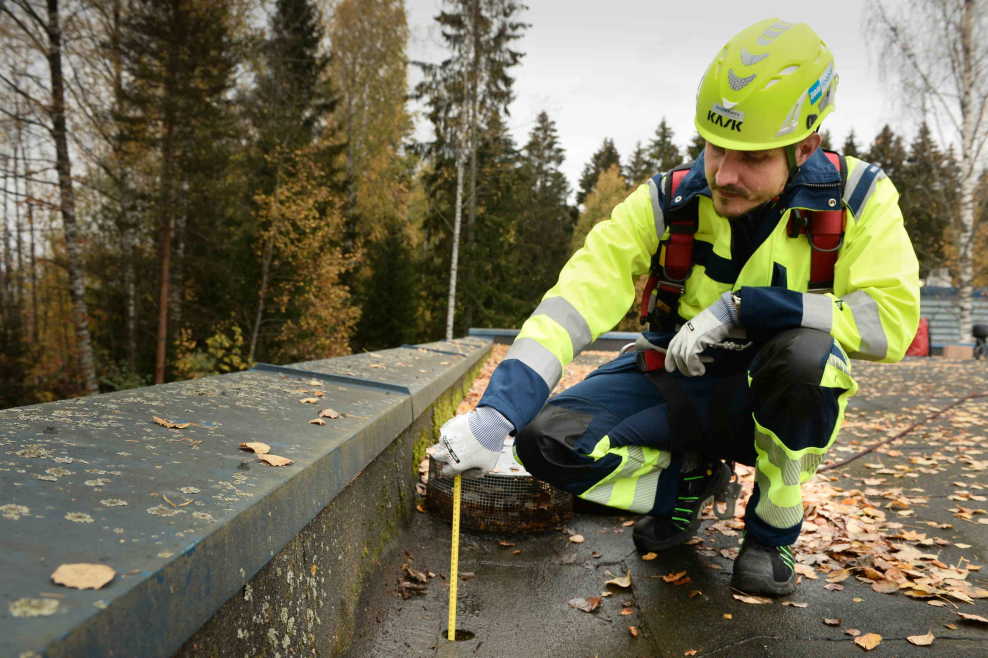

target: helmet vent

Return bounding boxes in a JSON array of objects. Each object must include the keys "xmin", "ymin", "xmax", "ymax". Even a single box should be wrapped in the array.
[{"xmin": 728, "ymin": 69, "xmax": 756, "ymax": 91}]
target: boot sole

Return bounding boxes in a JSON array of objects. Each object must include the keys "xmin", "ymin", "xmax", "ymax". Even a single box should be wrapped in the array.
[{"xmin": 730, "ymin": 571, "xmax": 796, "ymax": 597}]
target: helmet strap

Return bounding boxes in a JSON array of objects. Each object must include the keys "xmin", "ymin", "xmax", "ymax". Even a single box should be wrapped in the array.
[{"xmin": 784, "ymin": 143, "xmax": 800, "ymax": 179}]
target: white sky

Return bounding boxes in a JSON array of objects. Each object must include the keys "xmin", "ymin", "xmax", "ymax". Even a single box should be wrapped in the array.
[{"xmin": 405, "ymin": 0, "xmax": 897, "ymax": 197}]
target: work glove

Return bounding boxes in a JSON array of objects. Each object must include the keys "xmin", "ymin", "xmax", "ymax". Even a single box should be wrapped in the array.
[
  {"xmin": 427, "ymin": 406, "xmax": 514, "ymax": 478},
  {"xmin": 665, "ymin": 291, "xmax": 742, "ymax": 377}
]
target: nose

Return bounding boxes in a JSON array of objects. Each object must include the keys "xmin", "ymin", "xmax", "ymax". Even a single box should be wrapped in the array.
[{"xmin": 714, "ymin": 151, "xmax": 741, "ymax": 188}]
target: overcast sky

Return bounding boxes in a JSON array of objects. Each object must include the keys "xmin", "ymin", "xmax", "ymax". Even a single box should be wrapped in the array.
[{"xmin": 405, "ymin": 1, "xmax": 897, "ymax": 197}]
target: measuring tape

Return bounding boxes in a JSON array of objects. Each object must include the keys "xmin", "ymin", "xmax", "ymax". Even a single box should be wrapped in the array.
[{"xmin": 447, "ymin": 474, "xmax": 462, "ymax": 640}]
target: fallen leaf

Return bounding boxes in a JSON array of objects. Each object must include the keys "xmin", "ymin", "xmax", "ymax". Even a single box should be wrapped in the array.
[
  {"xmin": 640, "ymin": 552, "xmax": 657, "ymax": 561},
  {"xmin": 823, "ymin": 618, "xmax": 842, "ymax": 626},
  {"xmin": 927, "ymin": 600, "xmax": 948, "ymax": 607},
  {"xmin": 319, "ymin": 408, "xmax": 341, "ymax": 419},
  {"xmin": 569, "ymin": 534, "xmax": 585, "ymax": 544},
  {"xmin": 622, "ymin": 520, "xmax": 635, "ymax": 527},
  {"xmin": 153, "ymin": 416, "xmax": 190, "ymax": 429},
  {"xmin": 906, "ymin": 632, "xmax": 934, "ymax": 646},
  {"xmin": 606, "ymin": 571, "xmax": 632, "ymax": 589},
  {"xmin": 723, "ymin": 613, "xmax": 733, "ymax": 620},
  {"xmin": 628, "ymin": 626, "xmax": 639, "ymax": 638},
  {"xmin": 794, "ymin": 564, "xmax": 818, "ymax": 579},
  {"xmin": 826, "ymin": 569, "xmax": 850, "ymax": 583},
  {"xmin": 258, "ymin": 454, "xmax": 293, "ymax": 466},
  {"xmin": 688, "ymin": 590, "xmax": 703, "ymax": 598},
  {"xmin": 732, "ymin": 592, "xmax": 773, "ymax": 605},
  {"xmin": 845, "ymin": 628, "xmax": 861, "ymax": 637},
  {"xmin": 240, "ymin": 441, "xmax": 271, "ymax": 454},
  {"xmin": 620, "ymin": 607, "xmax": 635, "ymax": 616},
  {"xmin": 662, "ymin": 570, "xmax": 687, "ymax": 583},
  {"xmin": 871, "ymin": 580, "xmax": 899, "ymax": 594},
  {"xmin": 568, "ymin": 596, "xmax": 602, "ymax": 613},
  {"xmin": 854, "ymin": 633, "xmax": 882, "ymax": 651},
  {"xmin": 684, "ymin": 650, "xmax": 698, "ymax": 656},
  {"xmin": 308, "ymin": 418, "xmax": 326, "ymax": 425},
  {"xmin": 51, "ymin": 563, "xmax": 115, "ymax": 590},
  {"xmin": 498, "ymin": 540, "xmax": 516, "ymax": 547},
  {"xmin": 957, "ymin": 612, "xmax": 988, "ymax": 624},
  {"xmin": 460, "ymin": 572, "xmax": 475, "ymax": 581},
  {"xmin": 299, "ymin": 397, "xmax": 319, "ymax": 404},
  {"xmin": 781, "ymin": 601, "xmax": 808, "ymax": 608},
  {"xmin": 512, "ymin": 549, "xmax": 522, "ymax": 555},
  {"xmin": 415, "ymin": 503, "xmax": 425, "ymax": 513},
  {"xmin": 403, "ymin": 565, "xmax": 428, "ymax": 583}
]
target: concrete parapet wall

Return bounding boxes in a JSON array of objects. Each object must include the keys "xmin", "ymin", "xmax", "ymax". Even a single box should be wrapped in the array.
[{"xmin": 1, "ymin": 338, "xmax": 490, "ymax": 658}]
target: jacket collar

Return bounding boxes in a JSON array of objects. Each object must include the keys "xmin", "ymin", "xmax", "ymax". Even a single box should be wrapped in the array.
[{"xmin": 667, "ymin": 148, "xmax": 842, "ymax": 214}]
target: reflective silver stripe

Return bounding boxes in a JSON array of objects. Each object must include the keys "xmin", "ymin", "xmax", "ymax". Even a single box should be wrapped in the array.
[
  {"xmin": 630, "ymin": 470, "xmax": 660, "ymax": 513},
  {"xmin": 532, "ymin": 296, "xmax": 593, "ymax": 355},
  {"xmin": 845, "ymin": 290, "xmax": 888, "ymax": 360},
  {"xmin": 755, "ymin": 433, "xmax": 827, "ymax": 482},
  {"xmin": 843, "ymin": 161, "xmax": 869, "ymax": 206},
  {"xmin": 801, "ymin": 293, "xmax": 833, "ymax": 333},
  {"xmin": 580, "ymin": 481, "xmax": 614, "ymax": 507},
  {"xmin": 506, "ymin": 337, "xmax": 562, "ymax": 390},
  {"xmin": 843, "ymin": 162, "xmax": 887, "ymax": 217},
  {"xmin": 648, "ymin": 176, "xmax": 665, "ymax": 240},
  {"xmin": 753, "ymin": 469, "xmax": 805, "ymax": 529}
]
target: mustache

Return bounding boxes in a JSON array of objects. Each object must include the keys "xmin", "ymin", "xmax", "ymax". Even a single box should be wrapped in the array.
[{"xmin": 712, "ymin": 184, "xmax": 749, "ymax": 197}]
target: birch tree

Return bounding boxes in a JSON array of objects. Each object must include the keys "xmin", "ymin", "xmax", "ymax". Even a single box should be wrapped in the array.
[{"xmin": 870, "ymin": 0, "xmax": 988, "ymax": 342}]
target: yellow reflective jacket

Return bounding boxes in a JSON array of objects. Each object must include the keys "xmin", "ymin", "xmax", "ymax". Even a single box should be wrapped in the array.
[{"xmin": 479, "ymin": 149, "xmax": 920, "ymax": 431}]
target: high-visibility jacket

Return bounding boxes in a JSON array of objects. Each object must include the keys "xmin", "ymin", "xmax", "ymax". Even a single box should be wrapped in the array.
[{"xmin": 479, "ymin": 148, "xmax": 921, "ymax": 432}]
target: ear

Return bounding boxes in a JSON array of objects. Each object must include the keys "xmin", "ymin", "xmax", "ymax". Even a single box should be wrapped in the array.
[{"xmin": 795, "ymin": 133, "xmax": 822, "ymax": 166}]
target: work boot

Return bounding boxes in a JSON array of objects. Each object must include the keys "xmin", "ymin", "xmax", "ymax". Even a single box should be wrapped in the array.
[
  {"xmin": 730, "ymin": 535, "xmax": 797, "ymax": 596},
  {"xmin": 633, "ymin": 458, "xmax": 731, "ymax": 553}
]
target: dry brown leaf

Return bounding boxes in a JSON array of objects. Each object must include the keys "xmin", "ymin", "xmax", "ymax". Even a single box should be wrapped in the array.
[
  {"xmin": 415, "ymin": 503, "xmax": 425, "ymax": 513},
  {"xmin": 826, "ymin": 569, "xmax": 851, "ymax": 583},
  {"xmin": 688, "ymin": 590, "xmax": 703, "ymax": 598},
  {"xmin": 606, "ymin": 571, "xmax": 632, "ymax": 589},
  {"xmin": 319, "ymin": 408, "xmax": 341, "ymax": 419},
  {"xmin": 845, "ymin": 628, "xmax": 861, "ymax": 637},
  {"xmin": 308, "ymin": 418, "xmax": 326, "ymax": 425},
  {"xmin": 823, "ymin": 618, "xmax": 842, "ymax": 626},
  {"xmin": 723, "ymin": 613, "xmax": 733, "ymax": 620},
  {"xmin": 640, "ymin": 552, "xmax": 658, "ymax": 561},
  {"xmin": 781, "ymin": 601, "xmax": 808, "ymax": 608},
  {"xmin": 619, "ymin": 607, "xmax": 635, "ymax": 616},
  {"xmin": 569, "ymin": 534, "xmax": 585, "ymax": 544},
  {"xmin": 957, "ymin": 612, "xmax": 988, "ymax": 624},
  {"xmin": 240, "ymin": 441, "xmax": 271, "ymax": 454},
  {"xmin": 258, "ymin": 454, "xmax": 293, "ymax": 467},
  {"xmin": 684, "ymin": 650, "xmax": 698, "ymax": 656},
  {"xmin": 732, "ymin": 592, "xmax": 773, "ymax": 605},
  {"xmin": 794, "ymin": 564, "xmax": 818, "ymax": 579},
  {"xmin": 662, "ymin": 570, "xmax": 688, "ymax": 583},
  {"xmin": 299, "ymin": 397, "xmax": 319, "ymax": 404},
  {"xmin": 871, "ymin": 580, "xmax": 899, "ymax": 594},
  {"xmin": 498, "ymin": 540, "xmax": 516, "ymax": 547},
  {"xmin": 854, "ymin": 633, "xmax": 882, "ymax": 651},
  {"xmin": 621, "ymin": 520, "xmax": 635, "ymax": 527},
  {"xmin": 628, "ymin": 626, "xmax": 639, "ymax": 638},
  {"xmin": 51, "ymin": 563, "xmax": 115, "ymax": 590},
  {"xmin": 567, "ymin": 596, "xmax": 602, "ymax": 613},
  {"xmin": 153, "ymin": 416, "xmax": 190, "ymax": 429},
  {"xmin": 906, "ymin": 632, "xmax": 934, "ymax": 646}
]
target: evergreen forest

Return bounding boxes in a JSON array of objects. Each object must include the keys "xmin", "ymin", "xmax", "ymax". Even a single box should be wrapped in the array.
[{"xmin": 0, "ymin": 0, "xmax": 984, "ymax": 408}]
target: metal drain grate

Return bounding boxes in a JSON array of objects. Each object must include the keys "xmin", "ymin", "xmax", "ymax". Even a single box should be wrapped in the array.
[{"xmin": 426, "ymin": 438, "xmax": 573, "ymax": 534}]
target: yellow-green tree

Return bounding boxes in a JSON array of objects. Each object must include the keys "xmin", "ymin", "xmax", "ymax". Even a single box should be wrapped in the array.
[
  {"xmin": 252, "ymin": 147, "xmax": 359, "ymax": 362},
  {"xmin": 570, "ymin": 164, "xmax": 629, "ymax": 254}
]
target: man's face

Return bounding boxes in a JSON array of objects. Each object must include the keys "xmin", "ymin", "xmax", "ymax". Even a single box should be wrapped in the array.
[{"xmin": 703, "ymin": 142, "xmax": 789, "ymax": 218}]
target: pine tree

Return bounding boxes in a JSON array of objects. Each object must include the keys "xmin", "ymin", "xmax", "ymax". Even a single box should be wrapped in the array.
[
  {"xmin": 842, "ymin": 129, "xmax": 860, "ymax": 158},
  {"xmin": 414, "ymin": 0, "xmax": 529, "ymax": 338},
  {"xmin": 577, "ymin": 138, "xmax": 621, "ymax": 205},
  {"xmin": 899, "ymin": 122, "xmax": 955, "ymax": 278},
  {"xmin": 647, "ymin": 118, "xmax": 682, "ymax": 171},
  {"xmin": 686, "ymin": 132, "xmax": 706, "ymax": 160},
  {"xmin": 118, "ymin": 0, "xmax": 240, "ymax": 382},
  {"xmin": 516, "ymin": 111, "xmax": 573, "ymax": 299},
  {"xmin": 864, "ymin": 124, "xmax": 908, "ymax": 184},
  {"xmin": 625, "ymin": 142, "xmax": 653, "ymax": 187}
]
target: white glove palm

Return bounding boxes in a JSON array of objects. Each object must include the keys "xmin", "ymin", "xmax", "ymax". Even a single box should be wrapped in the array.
[
  {"xmin": 665, "ymin": 292, "xmax": 740, "ymax": 376},
  {"xmin": 427, "ymin": 407, "xmax": 513, "ymax": 478}
]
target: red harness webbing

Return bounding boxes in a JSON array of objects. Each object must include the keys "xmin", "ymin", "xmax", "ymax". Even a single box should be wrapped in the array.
[{"xmin": 638, "ymin": 151, "xmax": 845, "ymax": 326}]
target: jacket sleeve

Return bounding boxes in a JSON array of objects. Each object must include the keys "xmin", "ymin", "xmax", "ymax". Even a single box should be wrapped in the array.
[
  {"xmin": 478, "ymin": 181, "xmax": 662, "ymax": 431},
  {"xmin": 738, "ymin": 159, "xmax": 921, "ymax": 363}
]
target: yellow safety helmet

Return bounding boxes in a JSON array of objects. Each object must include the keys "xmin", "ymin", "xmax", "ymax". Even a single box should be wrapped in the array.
[{"xmin": 694, "ymin": 19, "xmax": 837, "ymax": 152}]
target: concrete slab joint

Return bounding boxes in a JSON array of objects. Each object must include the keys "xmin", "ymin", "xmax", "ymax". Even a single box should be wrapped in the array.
[{"xmin": 0, "ymin": 337, "xmax": 492, "ymax": 658}]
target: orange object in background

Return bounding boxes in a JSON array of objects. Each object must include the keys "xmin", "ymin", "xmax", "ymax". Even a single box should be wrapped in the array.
[{"xmin": 906, "ymin": 317, "xmax": 930, "ymax": 356}]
